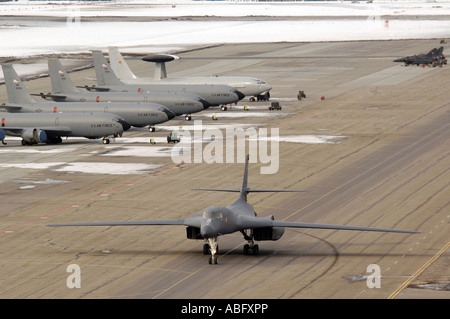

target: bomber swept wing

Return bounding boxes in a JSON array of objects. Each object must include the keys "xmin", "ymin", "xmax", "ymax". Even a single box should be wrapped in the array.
[{"xmin": 48, "ymin": 155, "xmax": 420, "ymax": 265}]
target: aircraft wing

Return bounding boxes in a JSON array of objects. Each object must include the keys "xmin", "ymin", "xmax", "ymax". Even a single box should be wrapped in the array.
[
  {"xmin": 30, "ymin": 93, "xmax": 67, "ymax": 101},
  {"xmin": 2, "ymin": 126, "xmax": 72, "ymax": 137},
  {"xmin": 0, "ymin": 104, "xmax": 22, "ymax": 112},
  {"xmin": 48, "ymin": 220, "xmax": 186, "ymax": 227},
  {"xmin": 238, "ymin": 215, "xmax": 419, "ymax": 234},
  {"xmin": 77, "ymin": 85, "xmax": 110, "ymax": 92},
  {"xmin": 48, "ymin": 215, "xmax": 203, "ymax": 228}
]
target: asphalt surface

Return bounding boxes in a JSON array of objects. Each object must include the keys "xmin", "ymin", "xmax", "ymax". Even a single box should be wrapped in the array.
[{"xmin": 0, "ymin": 40, "xmax": 448, "ymax": 299}]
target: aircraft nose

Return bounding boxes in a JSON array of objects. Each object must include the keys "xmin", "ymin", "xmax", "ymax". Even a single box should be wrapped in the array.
[
  {"xmin": 118, "ymin": 118, "xmax": 131, "ymax": 131},
  {"xmin": 201, "ymin": 223, "xmax": 216, "ymax": 238},
  {"xmin": 235, "ymin": 90, "xmax": 246, "ymax": 100},
  {"xmin": 199, "ymin": 98, "xmax": 210, "ymax": 109},
  {"xmin": 161, "ymin": 107, "xmax": 176, "ymax": 120}
]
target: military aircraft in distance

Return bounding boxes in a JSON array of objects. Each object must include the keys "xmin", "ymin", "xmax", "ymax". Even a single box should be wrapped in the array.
[
  {"xmin": 88, "ymin": 50, "xmax": 245, "ymax": 110},
  {"xmin": 40, "ymin": 57, "xmax": 209, "ymax": 121},
  {"xmin": 1, "ymin": 64, "xmax": 175, "ymax": 132},
  {"xmin": 394, "ymin": 47, "xmax": 447, "ymax": 67},
  {"xmin": 0, "ymin": 112, "xmax": 125, "ymax": 145},
  {"xmin": 108, "ymin": 46, "xmax": 272, "ymax": 101},
  {"xmin": 48, "ymin": 155, "xmax": 420, "ymax": 265}
]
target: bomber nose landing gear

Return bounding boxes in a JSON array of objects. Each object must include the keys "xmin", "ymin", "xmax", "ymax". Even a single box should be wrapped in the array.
[{"xmin": 205, "ymin": 237, "xmax": 219, "ymax": 264}]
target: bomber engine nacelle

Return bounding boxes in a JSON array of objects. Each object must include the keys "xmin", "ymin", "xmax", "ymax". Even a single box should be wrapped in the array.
[
  {"xmin": 253, "ymin": 226, "xmax": 285, "ymax": 241},
  {"xmin": 22, "ymin": 128, "xmax": 47, "ymax": 144},
  {"xmin": 186, "ymin": 226, "xmax": 204, "ymax": 240}
]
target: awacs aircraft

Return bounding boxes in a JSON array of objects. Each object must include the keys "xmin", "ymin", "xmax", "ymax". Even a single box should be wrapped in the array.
[
  {"xmin": 1, "ymin": 64, "xmax": 174, "ymax": 131},
  {"xmin": 40, "ymin": 57, "xmax": 209, "ymax": 120},
  {"xmin": 0, "ymin": 112, "xmax": 125, "ymax": 145},
  {"xmin": 108, "ymin": 47, "xmax": 272, "ymax": 101},
  {"xmin": 88, "ymin": 50, "xmax": 245, "ymax": 109},
  {"xmin": 394, "ymin": 47, "xmax": 447, "ymax": 67},
  {"xmin": 48, "ymin": 155, "xmax": 420, "ymax": 265}
]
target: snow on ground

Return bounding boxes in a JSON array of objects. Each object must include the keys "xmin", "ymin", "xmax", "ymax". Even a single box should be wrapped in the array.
[
  {"xmin": 1, "ymin": 1, "xmax": 450, "ymax": 60},
  {"xmin": 1, "ymin": 0, "xmax": 449, "ymax": 80}
]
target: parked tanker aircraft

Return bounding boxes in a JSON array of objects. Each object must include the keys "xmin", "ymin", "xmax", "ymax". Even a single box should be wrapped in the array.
[
  {"xmin": 1, "ymin": 64, "xmax": 174, "ymax": 131},
  {"xmin": 87, "ymin": 50, "xmax": 245, "ymax": 108},
  {"xmin": 39, "ymin": 57, "xmax": 209, "ymax": 120},
  {"xmin": 108, "ymin": 46, "xmax": 272, "ymax": 100},
  {"xmin": 48, "ymin": 155, "xmax": 420, "ymax": 264},
  {"xmin": 0, "ymin": 112, "xmax": 125, "ymax": 145}
]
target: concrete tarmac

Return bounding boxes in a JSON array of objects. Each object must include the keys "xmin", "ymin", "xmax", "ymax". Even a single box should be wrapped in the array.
[{"xmin": 0, "ymin": 40, "xmax": 448, "ymax": 299}]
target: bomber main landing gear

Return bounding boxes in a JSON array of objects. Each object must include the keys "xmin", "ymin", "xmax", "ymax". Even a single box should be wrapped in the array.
[{"xmin": 241, "ymin": 229, "xmax": 259, "ymax": 255}]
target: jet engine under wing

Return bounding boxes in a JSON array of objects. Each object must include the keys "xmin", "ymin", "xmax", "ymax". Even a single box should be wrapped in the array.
[{"xmin": 238, "ymin": 215, "xmax": 420, "ymax": 234}]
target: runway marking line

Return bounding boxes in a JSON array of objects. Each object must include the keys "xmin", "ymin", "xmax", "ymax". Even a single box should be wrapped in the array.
[
  {"xmin": 388, "ymin": 240, "xmax": 450, "ymax": 299},
  {"xmin": 0, "ymin": 162, "xmax": 184, "ymax": 235}
]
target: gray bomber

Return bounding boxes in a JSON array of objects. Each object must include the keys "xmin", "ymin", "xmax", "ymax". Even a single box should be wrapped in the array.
[
  {"xmin": 1, "ymin": 64, "xmax": 174, "ymax": 130},
  {"xmin": 48, "ymin": 155, "xmax": 420, "ymax": 264},
  {"xmin": 88, "ymin": 50, "xmax": 245, "ymax": 107},
  {"xmin": 41, "ymin": 57, "xmax": 209, "ymax": 119}
]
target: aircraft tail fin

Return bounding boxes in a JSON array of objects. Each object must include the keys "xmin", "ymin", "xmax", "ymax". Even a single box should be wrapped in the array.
[
  {"xmin": 48, "ymin": 57, "xmax": 79, "ymax": 93},
  {"xmin": 1, "ymin": 64, "xmax": 36, "ymax": 104},
  {"xmin": 192, "ymin": 155, "xmax": 304, "ymax": 202},
  {"xmin": 91, "ymin": 50, "xmax": 123, "ymax": 86},
  {"xmin": 108, "ymin": 47, "xmax": 137, "ymax": 81},
  {"xmin": 427, "ymin": 48, "xmax": 438, "ymax": 57}
]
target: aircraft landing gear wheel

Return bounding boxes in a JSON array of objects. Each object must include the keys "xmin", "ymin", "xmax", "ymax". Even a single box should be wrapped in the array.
[
  {"xmin": 221, "ymin": 105, "xmax": 227, "ymax": 111},
  {"xmin": 185, "ymin": 114, "xmax": 192, "ymax": 121},
  {"xmin": 243, "ymin": 244, "xmax": 259, "ymax": 255},
  {"xmin": 209, "ymin": 256, "xmax": 218, "ymax": 265},
  {"xmin": 149, "ymin": 126, "xmax": 156, "ymax": 132},
  {"xmin": 203, "ymin": 243, "xmax": 209, "ymax": 255},
  {"xmin": 103, "ymin": 138, "xmax": 110, "ymax": 144}
]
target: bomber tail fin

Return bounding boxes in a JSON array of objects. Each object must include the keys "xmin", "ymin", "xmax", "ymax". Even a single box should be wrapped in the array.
[
  {"xmin": 91, "ymin": 50, "xmax": 124, "ymax": 86},
  {"xmin": 48, "ymin": 57, "xmax": 79, "ymax": 93},
  {"xmin": 1, "ymin": 64, "xmax": 36, "ymax": 104},
  {"xmin": 108, "ymin": 47, "xmax": 137, "ymax": 81},
  {"xmin": 192, "ymin": 155, "xmax": 305, "ymax": 202}
]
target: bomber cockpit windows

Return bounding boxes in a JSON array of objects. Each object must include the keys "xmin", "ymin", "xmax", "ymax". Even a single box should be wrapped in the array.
[{"xmin": 203, "ymin": 210, "xmax": 223, "ymax": 220}]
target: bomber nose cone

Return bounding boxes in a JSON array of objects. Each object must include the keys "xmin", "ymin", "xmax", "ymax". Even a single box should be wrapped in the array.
[{"xmin": 201, "ymin": 224, "xmax": 216, "ymax": 238}]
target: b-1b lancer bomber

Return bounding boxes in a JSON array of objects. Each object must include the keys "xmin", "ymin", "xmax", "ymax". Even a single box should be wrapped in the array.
[
  {"xmin": 1, "ymin": 64, "xmax": 174, "ymax": 131},
  {"xmin": 108, "ymin": 47, "xmax": 272, "ymax": 101},
  {"xmin": 88, "ymin": 51, "xmax": 245, "ymax": 109},
  {"xmin": 48, "ymin": 155, "xmax": 420, "ymax": 264},
  {"xmin": 41, "ymin": 57, "xmax": 209, "ymax": 121}
]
